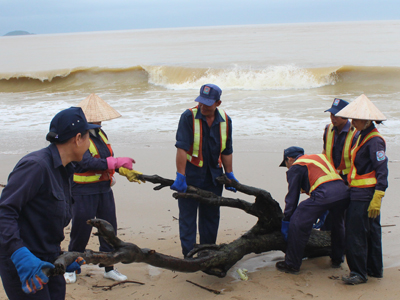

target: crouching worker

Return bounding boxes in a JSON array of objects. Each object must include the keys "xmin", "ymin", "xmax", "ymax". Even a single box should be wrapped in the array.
[
  {"xmin": 0, "ymin": 107, "xmax": 95, "ymax": 300},
  {"xmin": 276, "ymin": 146, "xmax": 350, "ymax": 274}
]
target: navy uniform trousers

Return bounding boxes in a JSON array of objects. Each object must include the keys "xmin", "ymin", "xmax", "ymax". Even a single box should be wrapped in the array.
[
  {"xmin": 0, "ymin": 253, "xmax": 65, "ymax": 300},
  {"xmin": 68, "ymin": 190, "xmax": 117, "ymax": 253},
  {"xmin": 286, "ymin": 190, "xmax": 350, "ymax": 269},
  {"xmin": 178, "ymin": 182, "xmax": 223, "ymax": 257},
  {"xmin": 345, "ymin": 200, "xmax": 383, "ymax": 281}
]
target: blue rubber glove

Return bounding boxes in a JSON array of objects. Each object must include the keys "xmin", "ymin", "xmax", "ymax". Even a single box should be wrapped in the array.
[
  {"xmin": 66, "ymin": 257, "xmax": 86, "ymax": 274},
  {"xmin": 313, "ymin": 210, "xmax": 329, "ymax": 229},
  {"xmin": 170, "ymin": 172, "xmax": 187, "ymax": 193},
  {"xmin": 11, "ymin": 247, "xmax": 54, "ymax": 294},
  {"xmin": 281, "ymin": 221, "xmax": 290, "ymax": 242},
  {"xmin": 225, "ymin": 172, "xmax": 238, "ymax": 193}
]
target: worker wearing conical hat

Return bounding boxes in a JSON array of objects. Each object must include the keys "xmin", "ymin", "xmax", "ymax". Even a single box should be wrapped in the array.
[
  {"xmin": 336, "ymin": 94, "xmax": 388, "ymax": 285},
  {"xmin": 65, "ymin": 94, "xmax": 143, "ymax": 284}
]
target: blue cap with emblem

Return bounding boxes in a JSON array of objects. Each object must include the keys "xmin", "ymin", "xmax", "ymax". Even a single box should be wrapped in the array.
[
  {"xmin": 47, "ymin": 107, "xmax": 100, "ymax": 142},
  {"xmin": 279, "ymin": 146, "xmax": 305, "ymax": 167},
  {"xmin": 195, "ymin": 84, "xmax": 222, "ymax": 106},
  {"xmin": 324, "ymin": 98, "xmax": 349, "ymax": 115}
]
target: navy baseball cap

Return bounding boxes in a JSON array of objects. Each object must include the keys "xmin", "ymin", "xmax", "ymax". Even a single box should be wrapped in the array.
[
  {"xmin": 195, "ymin": 84, "xmax": 222, "ymax": 106},
  {"xmin": 279, "ymin": 146, "xmax": 305, "ymax": 167},
  {"xmin": 48, "ymin": 107, "xmax": 100, "ymax": 142},
  {"xmin": 325, "ymin": 98, "xmax": 349, "ymax": 115}
]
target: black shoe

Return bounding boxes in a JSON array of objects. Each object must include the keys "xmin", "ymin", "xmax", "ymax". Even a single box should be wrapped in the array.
[
  {"xmin": 331, "ymin": 260, "xmax": 342, "ymax": 268},
  {"xmin": 275, "ymin": 261, "xmax": 299, "ymax": 274},
  {"xmin": 342, "ymin": 274, "xmax": 367, "ymax": 285}
]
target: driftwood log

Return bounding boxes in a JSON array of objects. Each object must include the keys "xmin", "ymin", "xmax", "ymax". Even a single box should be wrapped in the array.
[{"xmin": 48, "ymin": 174, "xmax": 332, "ymax": 277}]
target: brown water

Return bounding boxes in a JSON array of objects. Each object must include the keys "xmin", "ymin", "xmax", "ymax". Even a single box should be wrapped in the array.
[{"xmin": 0, "ymin": 21, "xmax": 399, "ymax": 155}]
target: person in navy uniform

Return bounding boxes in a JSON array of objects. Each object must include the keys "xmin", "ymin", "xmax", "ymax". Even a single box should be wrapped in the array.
[
  {"xmin": 275, "ymin": 146, "xmax": 350, "ymax": 274},
  {"xmin": 170, "ymin": 84, "xmax": 238, "ymax": 257},
  {"xmin": 336, "ymin": 94, "xmax": 389, "ymax": 285},
  {"xmin": 0, "ymin": 107, "xmax": 98, "ymax": 300},
  {"xmin": 323, "ymin": 98, "xmax": 358, "ymax": 183},
  {"xmin": 65, "ymin": 94, "xmax": 136, "ymax": 283},
  {"xmin": 314, "ymin": 98, "xmax": 359, "ymax": 230}
]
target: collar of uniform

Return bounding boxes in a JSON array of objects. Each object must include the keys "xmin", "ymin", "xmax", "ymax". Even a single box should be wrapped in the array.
[
  {"xmin": 89, "ymin": 128, "xmax": 98, "ymax": 137},
  {"xmin": 360, "ymin": 122, "xmax": 376, "ymax": 139},
  {"xmin": 294, "ymin": 154, "xmax": 304, "ymax": 161},
  {"xmin": 286, "ymin": 154, "xmax": 305, "ymax": 174},
  {"xmin": 332, "ymin": 120, "xmax": 351, "ymax": 133},
  {"xmin": 285, "ymin": 154, "xmax": 304, "ymax": 170},
  {"xmin": 49, "ymin": 141, "xmax": 77, "ymax": 175},
  {"xmin": 195, "ymin": 108, "xmax": 225, "ymax": 124},
  {"xmin": 49, "ymin": 143, "xmax": 64, "ymax": 169}
]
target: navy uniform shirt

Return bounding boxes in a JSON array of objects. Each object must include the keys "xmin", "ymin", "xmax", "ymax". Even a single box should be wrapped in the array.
[
  {"xmin": 0, "ymin": 143, "xmax": 73, "ymax": 257},
  {"xmin": 72, "ymin": 129, "xmax": 112, "ymax": 196},
  {"xmin": 175, "ymin": 107, "xmax": 233, "ymax": 188},
  {"xmin": 283, "ymin": 155, "xmax": 349, "ymax": 221},
  {"xmin": 350, "ymin": 123, "xmax": 389, "ymax": 201},
  {"xmin": 323, "ymin": 120, "xmax": 359, "ymax": 181}
]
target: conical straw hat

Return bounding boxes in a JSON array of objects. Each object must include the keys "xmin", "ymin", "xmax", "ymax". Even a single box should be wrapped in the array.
[
  {"xmin": 335, "ymin": 94, "xmax": 386, "ymax": 121},
  {"xmin": 77, "ymin": 94, "xmax": 121, "ymax": 122}
]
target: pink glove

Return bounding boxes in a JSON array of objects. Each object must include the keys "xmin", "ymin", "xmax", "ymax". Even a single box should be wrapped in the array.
[{"xmin": 106, "ymin": 157, "xmax": 135, "ymax": 170}]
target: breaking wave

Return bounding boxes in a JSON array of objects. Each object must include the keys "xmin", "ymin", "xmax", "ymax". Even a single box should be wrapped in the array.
[{"xmin": 1, "ymin": 65, "xmax": 400, "ymax": 93}]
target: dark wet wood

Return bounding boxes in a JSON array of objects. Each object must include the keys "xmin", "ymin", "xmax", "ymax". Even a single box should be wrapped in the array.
[{"xmin": 50, "ymin": 174, "xmax": 332, "ymax": 277}]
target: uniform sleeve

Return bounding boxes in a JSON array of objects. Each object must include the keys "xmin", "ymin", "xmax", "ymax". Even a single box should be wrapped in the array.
[
  {"xmin": 0, "ymin": 159, "xmax": 45, "ymax": 254},
  {"xmin": 75, "ymin": 150, "xmax": 108, "ymax": 171},
  {"xmin": 221, "ymin": 115, "xmax": 233, "ymax": 155},
  {"xmin": 175, "ymin": 110, "xmax": 193, "ymax": 151},
  {"xmin": 283, "ymin": 166, "xmax": 303, "ymax": 221},
  {"xmin": 369, "ymin": 137, "xmax": 388, "ymax": 192}
]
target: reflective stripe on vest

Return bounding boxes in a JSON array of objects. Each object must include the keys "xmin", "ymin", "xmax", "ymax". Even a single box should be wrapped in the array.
[
  {"xmin": 348, "ymin": 129, "xmax": 385, "ymax": 188},
  {"xmin": 186, "ymin": 106, "xmax": 228, "ymax": 167},
  {"xmin": 73, "ymin": 130, "xmax": 115, "ymax": 184},
  {"xmin": 294, "ymin": 154, "xmax": 342, "ymax": 194},
  {"xmin": 325, "ymin": 124, "xmax": 357, "ymax": 175}
]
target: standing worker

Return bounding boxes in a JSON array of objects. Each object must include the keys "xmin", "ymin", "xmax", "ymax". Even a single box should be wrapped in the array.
[
  {"xmin": 0, "ymin": 107, "xmax": 97, "ymax": 300},
  {"xmin": 336, "ymin": 94, "xmax": 388, "ymax": 285},
  {"xmin": 276, "ymin": 146, "xmax": 350, "ymax": 273},
  {"xmin": 64, "ymin": 94, "xmax": 135, "ymax": 283},
  {"xmin": 315, "ymin": 98, "xmax": 359, "ymax": 230},
  {"xmin": 171, "ymin": 84, "xmax": 238, "ymax": 257},
  {"xmin": 323, "ymin": 98, "xmax": 358, "ymax": 182}
]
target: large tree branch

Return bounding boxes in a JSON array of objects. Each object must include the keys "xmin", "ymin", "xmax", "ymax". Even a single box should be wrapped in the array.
[
  {"xmin": 50, "ymin": 218, "xmax": 331, "ymax": 277},
  {"xmin": 49, "ymin": 173, "xmax": 332, "ymax": 277}
]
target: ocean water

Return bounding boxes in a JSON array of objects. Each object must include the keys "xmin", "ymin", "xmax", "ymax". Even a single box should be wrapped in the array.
[{"xmin": 1, "ymin": 21, "xmax": 399, "ymax": 156}]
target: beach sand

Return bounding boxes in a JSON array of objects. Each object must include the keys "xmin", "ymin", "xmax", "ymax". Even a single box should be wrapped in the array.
[{"xmin": 0, "ymin": 138, "xmax": 399, "ymax": 300}]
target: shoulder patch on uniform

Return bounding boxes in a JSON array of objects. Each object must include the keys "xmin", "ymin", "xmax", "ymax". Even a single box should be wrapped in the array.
[{"xmin": 376, "ymin": 150, "xmax": 386, "ymax": 161}]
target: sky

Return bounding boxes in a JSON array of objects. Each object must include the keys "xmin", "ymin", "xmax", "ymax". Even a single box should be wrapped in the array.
[{"xmin": 1, "ymin": 0, "xmax": 399, "ymax": 35}]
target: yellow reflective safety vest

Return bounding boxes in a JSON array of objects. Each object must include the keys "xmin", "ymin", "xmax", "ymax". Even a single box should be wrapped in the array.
[
  {"xmin": 73, "ymin": 130, "xmax": 115, "ymax": 185},
  {"xmin": 325, "ymin": 124, "xmax": 357, "ymax": 176},
  {"xmin": 348, "ymin": 128, "xmax": 385, "ymax": 188},
  {"xmin": 186, "ymin": 106, "xmax": 228, "ymax": 168},
  {"xmin": 294, "ymin": 154, "xmax": 342, "ymax": 194}
]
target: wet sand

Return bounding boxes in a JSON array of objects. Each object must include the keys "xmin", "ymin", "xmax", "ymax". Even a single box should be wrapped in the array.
[{"xmin": 0, "ymin": 139, "xmax": 399, "ymax": 300}]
